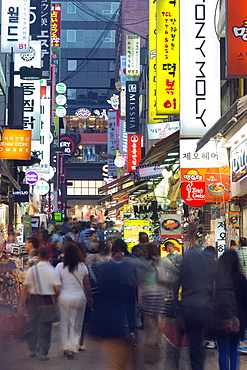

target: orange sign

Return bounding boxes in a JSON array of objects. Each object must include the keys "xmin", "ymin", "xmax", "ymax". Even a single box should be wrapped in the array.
[
  {"xmin": 227, "ymin": 0, "xmax": 247, "ymax": 77},
  {"xmin": 0, "ymin": 129, "xmax": 32, "ymax": 160}
]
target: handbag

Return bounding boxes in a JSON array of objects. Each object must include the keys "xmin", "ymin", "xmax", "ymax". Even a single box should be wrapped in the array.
[
  {"xmin": 34, "ymin": 265, "xmax": 57, "ymax": 323},
  {"xmin": 156, "ymin": 261, "xmax": 178, "ymax": 289}
]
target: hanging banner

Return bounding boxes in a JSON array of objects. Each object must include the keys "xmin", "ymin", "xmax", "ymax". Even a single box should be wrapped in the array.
[
  {"xmin": 1, "ymin": 0, "xmax": 30, "ymax": 53},
  {"xmin": 107, "ymin": 110, "xmax": 117, "ymax": 178},
  {"xmin": 180, "ymin": 0, "xmax": 220, "ymax": 136},
  {"xmin": 215, "ymin": 217, "xmax": 226, "ymax": 258},
  {"xmin": 126, "ymin": 81, "xmax": 139, "ymax": 132},
  {"xmin": 126, "ymin": 35, "xmax": 140, "ymax": 77},
  {"xmin": 127, "ymin": 134, "xmax": 142, "ymax": 172},
  {"xmin": 226, "ymin": 0, "xmax": 247, "ymax": 77},
  {"xmin": 0, "ymin": 129, "xmax": 31, "ymax": 160},
  {"xmin": 51, "ymin": 3, "xmax": 61, "ymax": 48},
  {"xmin": 156, "ymin": 0, "xmax": 180, "ymax": 115}
]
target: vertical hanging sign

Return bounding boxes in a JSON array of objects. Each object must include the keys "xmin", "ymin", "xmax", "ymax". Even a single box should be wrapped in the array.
[
  {"xmin": 126, "ymin": 35, "xmax": 140, "ymax": 77},
  {"xmin": 107, "ymin": 110, "xmax": 117, "ymax": 178},
  {"xmin": 51, "ymin": 3, "xmax": 61, "ymax": 48},
  {"xmin": 156, "ymin": 0, "xmax": 180, "ymax": 115},
  {"xmin": 226, "ymin": 0, "xmax": 247, "ymax": 77},
  {"xmin": 127, "ymin": 134, "xmax": 142, "ymax": 172}
]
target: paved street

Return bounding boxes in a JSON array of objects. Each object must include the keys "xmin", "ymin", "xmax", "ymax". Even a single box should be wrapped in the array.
[{"xmin": 1, "ymin": 322, "xmax": 247, "ymax": 369}]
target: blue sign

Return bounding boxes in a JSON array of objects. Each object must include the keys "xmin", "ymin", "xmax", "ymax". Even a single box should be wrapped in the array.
[{"xmin": 26, "ymin": 171, "xmax": 39, "ymax": 185}]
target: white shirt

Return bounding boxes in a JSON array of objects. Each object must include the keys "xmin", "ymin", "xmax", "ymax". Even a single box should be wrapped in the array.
[
  {"xmin": 24, "ymin": 261, "xmax": 57, "ymax": 295},
  {"xmin": 55, "ymin": 262, "xmax": 88, "ymax": 300}
]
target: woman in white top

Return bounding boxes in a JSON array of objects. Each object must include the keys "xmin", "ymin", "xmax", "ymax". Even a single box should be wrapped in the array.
[{"xmin": 55, "ymin": 242, "xmax": 93, "ymax": 359}]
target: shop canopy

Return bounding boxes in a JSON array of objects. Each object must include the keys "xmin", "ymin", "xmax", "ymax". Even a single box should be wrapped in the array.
[
  {"xmin": 140, "ymin": 130, "xmax": 179, "ymax": 166},
  {"xmin": 196, "ymin": 95, "xmax": 247, "ymax": 152},
  {"xmin": 0, "ymin": 160, "xmax": 21, "ymax": 190},
  {"xmin": 98, "ymin": 173, "xmax": 135, "ymax": 195}
]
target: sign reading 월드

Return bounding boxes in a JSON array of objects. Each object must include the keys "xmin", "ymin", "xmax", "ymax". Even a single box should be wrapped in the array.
[{"xmin": 0, "ymin": 129, "xmax": 31, "ymax": 160}]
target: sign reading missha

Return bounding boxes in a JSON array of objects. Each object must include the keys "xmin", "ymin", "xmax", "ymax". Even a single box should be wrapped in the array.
[
  {"xmin": 126, "ymin": 81, "xmax": 139, "ymax": 132},
  {"xmin": 180, "ymin": 0, "xmax": 220, "ymax": 136}
]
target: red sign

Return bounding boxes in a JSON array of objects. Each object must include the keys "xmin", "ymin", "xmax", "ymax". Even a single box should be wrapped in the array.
[
  {"xmin": 181, "ymin": 181, "xmax": 206, "ymax": 207},
  {"xmin": 205, "ymin": 173, "xmax": 230, "ymax": 203},
  {"xmin": 51, "ymin": 4, "xmax": 61, "ymax": 48},
  {"xmin": 127, "ymin": 134, "xmax": 142, "ymax": 172},
  {"xmin": 227, "ymin": 0, "xmax": 247, "ymax": 77}
]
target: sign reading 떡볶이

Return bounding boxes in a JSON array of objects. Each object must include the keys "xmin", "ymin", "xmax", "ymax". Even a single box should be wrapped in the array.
[
  {"xmin": 126, "ymin": 35, "xmax": 140, "ymax": 77},
  {"xmin": 0, "ymin": 129, "xmax": 32, "ymax": 160},
  {"xmin": 226, "ymin": 0, "xmax": 247, "ymax": 77},
  {"xmin": 127, "ymin": 134, "xmax": 141, "ymax": 172},
  {"xmin": 1, "ymin": 0, "xmax": 30, "ymax": 53},
  {"xmin": 156, "ymin": 0, "xmax": 180, "ymax": 115}
]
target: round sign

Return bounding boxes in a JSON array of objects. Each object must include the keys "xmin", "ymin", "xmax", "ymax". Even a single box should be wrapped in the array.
[
  {"xmin": 41, "ymin": 166, "xmax": 55, "ymax": 181},
  {"xmin": 56, "ymin": 94, "xmax": 67, "ymax": 105},
  {"xmin": 56, "ymin": 106, "xmax": 67, "ymax": 117},
  {"xmin": 44, "ymin": 203, "xmax": 55, "ymax": 213},
  {"xmin": 114, "ymin": 156, "xmax": 125, "ymax": 168},
  {"xmin": 75, "ymin": 108, "xmax": 91, "ymax": 120},
  {"xmin": 181, "ymin": 181, "xmax": 206, "ymax": 207},
  {"xmin": 56, "ymin": 83, "xmax": 66, "ymax": 94},
  {"xmin": 34, "ymin": 180, "xmax": 50, "ymax": 196},
  {"xmin": 26, "ymin": 170, "xmax": 39, "ymax": 185}
]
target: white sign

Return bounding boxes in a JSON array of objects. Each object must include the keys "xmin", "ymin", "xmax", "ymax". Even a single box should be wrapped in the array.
[
  {"xmin": 180, "ymin": 1, "xmax": 220, "ymax": 137},
  {"xmin": 56, "ymin": 106, "xmax": 67, "ymax": 117},
  {"xmin": 75, "ymin": 108, "xmax": 91, "ymax": 119},
  {"xmin": 56, "ymin": 94, "xmax": 67, "ymax": 105},
  {"xmin": 14, "ymin": 41, "xmax": 41, "ymax": 140},
  {"xmin": 34, "ymin": 179, "xmax": 49, "ymax": 195},
  {"xmin": 56, "ymin": 83, "xmax": 66, "ymax": 94},
  {"xmin": 1, "ymin": 0, "xmax": 30, "ymax": 53},
  {"xmin": 114, "ymin": 156, "xmax": 125, "ymax": 168},
  {"xmin": 31, "ymin": 89, "xmax": 51, "ymax": 173},
  {"xmin": 120, "ymin": 86, "xmax": 126, "ymax": 117},
  {"xmin": 147, "ymin": 121, "xmax": 180, "ymax": 140},
  {"xmin": 215, "ymin": 217, "xmax": 226, "ymax": 258},
  {"xmin": 180, "ymin": 139, "xmax": 218, "ymax": 168},
  {"xmin": 126, "ymin": 35, "xmax": 140, "ymax": 77},
  {"xmin": 107, "ymin": 110, "xmax": 117, "ymax": 178}
]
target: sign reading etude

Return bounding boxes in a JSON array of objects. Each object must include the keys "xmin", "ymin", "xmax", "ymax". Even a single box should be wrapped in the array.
[{"xmin": 126, "ymin": 81, "xmax": 139, "ymax": 133}]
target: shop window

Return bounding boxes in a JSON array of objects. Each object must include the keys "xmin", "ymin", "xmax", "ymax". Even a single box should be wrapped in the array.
[
  {"xmin": 67, "ymin": 2, "xmax": 76, "ymax": 14},
  {"xmin": 67, "ymin": 89, "xmax": 76, "ymax": 100},
  {"xmin": 67, "ymin": 180, "xmax": 105, "ymax": 196},
  {"xmin": 68, "ymin": 60, "xmax": 77, "ymax": 71},
  {"xmin": 67, "ymin": 30, "xmax": 76, "ymax": 42}
]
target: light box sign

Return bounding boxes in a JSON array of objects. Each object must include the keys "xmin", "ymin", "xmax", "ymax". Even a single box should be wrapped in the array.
[
  {"xmin": 147, "ymin": 121, "xmax": 179, "ymax": 140},
  {"xmin": 14, "ymin": 40, "xmax": 41, "ymax": 140},
  {"xmin": 1, "ymin": 0, "xmax": 30, "ymax": 53},
  {"xmin": 107, "ymin": 110, "xmax": 117, "ymax": 178},
  {"xmin": 156, "ymin": 0, "xmax": 180, "ymax": 115},
  {"xmin": 126, "ymin": 35, "xmax": 140, "ymax": 77},
  {"xmin": 0, "ymin": 129, "xmax": 31, "ymax": 160},
  {"xmin": 126, "ymin": 81, "xmax": 139, "ymax": 132},
  {"xmin": 26, "ymin": 170, "xmax": 39, "ymax": 185},
  {"xmin": 180, "ymin": 139, "xmax": 219, "ymax": 169},
  {"xmin": 180, "ymin": 0, "xmax": 220, "ymax": 136},
  {"xmin": 136, "ymin": 165, "xmax": 165, "ymax": 179},
  {"xmin": 13, "ymin": 184, "xmax": 29, "ymax": 203},
  {"xmin": 128, "ymin": 134, "xmax": 142, "ymax": 172},
  {"xmin": 181, "ymin": 181, "xmax": 206, "ymax": 207},
  {"xmin": 231, "ymin": 139, "xmax": 247, "ymax": 182},
  {"xmin": 30, "ymin": 0, "xmax": 42, "ymax": 36},
  {"xmin": 51, "ymin": 4, "xmax": 61, "ymax": 48},
  {"xmin": 227, "ymin": 0, "xmax": 247, "ymax": 77}
]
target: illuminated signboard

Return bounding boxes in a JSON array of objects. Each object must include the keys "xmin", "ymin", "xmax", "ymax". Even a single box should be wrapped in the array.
[
  {"xmin": 0, "ymin": 129, "xmax": 32, "ymax": 160},
  {"xmin": 156, "ymin": 0, "xmax": 180, "ymax": 115},
  {"xmin": 127, "ymin": 134, "xmax": 142, "ymax": 172},
  {"xmin": 51, "ymin": 4, "xmax": 61, "ymax": 48},
  {"xmin": 126, "ymin": 35, "xmax": 140, "ymax": 77}
]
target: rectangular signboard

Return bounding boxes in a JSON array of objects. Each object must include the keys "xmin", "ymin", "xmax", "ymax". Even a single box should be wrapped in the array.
[
  {"xmin": 1, "ymin": 0, "xmax": 30, "ymax": 53},
  {"xmin": 147, "ymin": 121, "xmax": 179, "ymax": 140},
  {"xmin": 0, "ymin": 129, "xmax": 31, "ymax": 160},
  {"xmin": 51, "ymin": 3, "xmax": 61, "ymax": 48},
  {"xmin": 180, "ymin": 0, "xmax": 220, "ymax": 136},
  {"xmin": 226, "ymin": 0, "xmax": 247, "ymax": 77},
  {"xmin": 107, "ymin": 110, "xmax": 117, "ymax": 178},
  {"xmin": 126, "ymin": 35, "xmax": 140, "ymax": 77},
  {"xmin": 128, "ymin": 134, "xmax": 142, "ymax": 172},
  {"xmin": 156, "ymin": 0, "xmax": 180, "ymax": 115},
  {"xmin": 126, "ymin": 81, "xmax": 139, "ymax": 132},
  {"xmin": 30, "ymin": 0, "xmax": 41, "ymax": 36}
]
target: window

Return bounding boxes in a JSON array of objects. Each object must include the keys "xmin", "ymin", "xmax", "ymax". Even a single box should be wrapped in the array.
[
  {"xmin": 67, "ymin": 2, "xmax": 76, "ymax": 14},
  {"xmin": 67, "ymin": 180, "xmax": 105, "ymax": 196},
  {"xmin": 67, "ymin": 89, "xmax": 76, "ymax": 100},
  {"xmin": 67, "ymin": 30, "xmax": 76, "ymax": 42},
  {"xmin": 68, "ymin": 60, "xmax": 77, "ymax": 71}
]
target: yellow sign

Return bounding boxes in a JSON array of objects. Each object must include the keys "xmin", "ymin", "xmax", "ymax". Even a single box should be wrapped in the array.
[
  {"xmin": 123, "ymin": 219, "xmax": 150, "ymax": 250},
  {"xmin": 156, "ymin": 0, "xmax": 180, "ymax": 114},
  {"xmin": 126, "ymin": 35, "xmax": 140, "ymax": 77},
  {"xmin": 160, "ymin": 238, "xmax": 182, "ymax": 258},
  {"xmin": 0, "ymin": 129, "xmax": 32, "ymax": 160}
]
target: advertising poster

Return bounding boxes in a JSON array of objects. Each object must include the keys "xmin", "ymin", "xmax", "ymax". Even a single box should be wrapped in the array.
[
  {"xmin": 160, "ymin": 238, "xmax": 182, "ymax": 258},
  {"xmin": 160, "ymin": 214, "xmax": 182, "ymax": 239},
  {"xmin": 123, "ymin": 220, "xmax": 150, "ymax": 250}
]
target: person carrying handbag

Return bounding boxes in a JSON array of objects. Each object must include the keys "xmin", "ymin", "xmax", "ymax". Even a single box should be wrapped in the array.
[{"xmin": 19, "ymin": 246, "xmax": 60, "ymax": 361}]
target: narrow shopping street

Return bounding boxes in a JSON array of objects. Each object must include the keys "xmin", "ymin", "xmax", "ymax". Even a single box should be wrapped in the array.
[{"xmin": 2, "ymin": 322, "xmax": 247, "ymax": 370}]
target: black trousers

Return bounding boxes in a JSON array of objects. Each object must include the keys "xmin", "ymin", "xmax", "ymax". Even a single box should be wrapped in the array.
[{"xmin": 26, "ymin": 295, "xmax": 52, "ymax": 355}]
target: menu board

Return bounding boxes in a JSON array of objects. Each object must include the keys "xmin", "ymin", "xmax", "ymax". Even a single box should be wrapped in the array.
[{"xmin": 123, "ymin": 220, "xmax": 150, "ymax": 250}]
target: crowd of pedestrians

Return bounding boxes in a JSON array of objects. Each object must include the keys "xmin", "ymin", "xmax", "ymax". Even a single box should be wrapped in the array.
[{"xmin": 1, "ymin": 217, "xmax": 247, "ymax": 369}]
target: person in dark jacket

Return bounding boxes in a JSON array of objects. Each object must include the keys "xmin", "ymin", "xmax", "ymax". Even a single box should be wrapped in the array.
[{"xmin": 214, "ymin": 250, "xmax": 247, "ymax": 370}]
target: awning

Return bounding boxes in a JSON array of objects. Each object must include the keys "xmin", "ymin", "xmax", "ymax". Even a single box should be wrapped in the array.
[
  {"xmin": 0, "ymin": 160, "xmax": 21, "ymax": 190},
  {"xmin": 196, "ymin": 95, "xmax": 247, "ymax": 152},
  {"xmin": 140, "ymin": 131, "xmax": 179, "ymax": 165},
  {"xmin": 13, "ymin": 155, "xmax": 41, "ymax": 167},
  {"xmin": 98, "ymin": 173, "xmax": 135, "ymax": 195}
]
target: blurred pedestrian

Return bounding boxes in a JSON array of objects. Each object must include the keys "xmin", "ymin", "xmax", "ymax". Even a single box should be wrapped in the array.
[
  {"xmin": 237, "ymin": 237, "xmax": 247, "ymax": 276},
  {"xmin": 25, "ymin": 236, "xmax": 39, "ymax": 268},
  {"xmin": 230, "ymin": 240, "xmax": 238, "ymax": 252},
  {"xmin": 55, "ymin": 242, "xmax": 93, "ymax": 359},
  {"xmin": 132, "ymin": 232, "xmax": 149, "ymax": 258},
  {"xmin": 19, "ymin": 246, "xmax": 59, "ymax": 361},
  {"xmin": 61, "ymin": 217, "xmax": 72, "ymax": 234},
  {"xmin": 213, "ymin": 250, "xmax": 247, "ymax": 370}
]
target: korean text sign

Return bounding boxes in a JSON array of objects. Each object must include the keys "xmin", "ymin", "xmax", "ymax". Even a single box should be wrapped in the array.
[
  {"xmin": 0, "ymin": 129, "xmax": 31, "ymax": 160},
  {"xmin": 51, "ymin": 3, "xmax": 61, "ymax": 48},
  {"xmin": 1, "ymin": 0, "xmax": 30, "ymax": 53},
  {"xmin": 156, "ymin": 0, "xmax": 180, "ymax": 115},
  {"xmin": 127, "ymin": 134, "xmax": 141, "ymax": 172},
  {"xmin": 126, "ymin": 35, "xmax": 140, "ymax": 77},
  {"xmin": 180, "ymin": 0, "xmax": 220, "ymax": 136},
  {"xmin": 227, "ymin": 0, "xmax": 247, "ymax": 77},
  {"xmin": 107, "ymin": 110, "xmax": 117, "ymax": 178}
]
